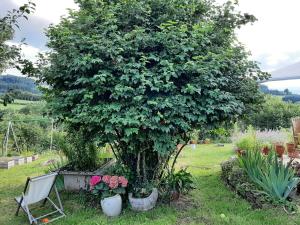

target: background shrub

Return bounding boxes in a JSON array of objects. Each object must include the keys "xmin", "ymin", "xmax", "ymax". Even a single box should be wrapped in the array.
[{"xmin": 244, "ymin": 95, "xmax": 300, "ymax": 130}]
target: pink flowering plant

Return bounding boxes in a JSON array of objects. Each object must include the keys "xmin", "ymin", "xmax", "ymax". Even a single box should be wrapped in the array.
[{"xmin": 90, "ymin": 175, "xmax": 128, "ymax": 199}]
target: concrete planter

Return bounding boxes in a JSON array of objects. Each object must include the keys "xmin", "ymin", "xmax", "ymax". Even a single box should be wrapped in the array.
[
  {"xmin": 129, "ymin": 188, "xmax": 158, "ymax": 211},
  {"xmin": 24, "ymin": 156, "xmax": 33, "ymax": 163},
  {"xmin": 13, "ymin": 157, "xmax": 25, "ymax": 165},
  {"xmin": 60, "ymin": 171, "xmax": 94, "ymax": 191},
  {"xmin": 0, "ymin": 158, "xmax": 15, "ymax": 169},
  {"xmin": 60, "ymin": 158, "xmax": 115, "ymax": 192}
]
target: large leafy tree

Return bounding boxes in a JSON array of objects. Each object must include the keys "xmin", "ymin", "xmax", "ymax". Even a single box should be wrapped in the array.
[
  {"xmin": 0, "ymin": 1, "xmax": 35, "ymax": 73},
  {"xmin": 37, "ymin": 0, "xmax": 268, "ymax": 183}
]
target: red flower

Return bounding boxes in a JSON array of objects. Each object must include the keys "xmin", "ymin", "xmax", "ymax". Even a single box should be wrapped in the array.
[
  {"xmin": 90, "ymin": 176, "xmax": 101, "ymax": 187},
  {"xmin": 109, "ymin": 176, "xmax": 119, "ymax": 189},
  {"xmin": 102, "ymin": 175, "xmax": 111, "ymax": 184},
  {"xmin": 118, "ymin": 176, "xmax": 128, "ymax": 187}
]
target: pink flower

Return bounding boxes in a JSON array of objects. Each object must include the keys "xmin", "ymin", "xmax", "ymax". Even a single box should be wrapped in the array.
[
  {"xmin": 118, "ymin": 176, "xmax": 128, "ymax": 187},
  {"xmin": 102, "ymin": 175, "xmax": 111, "ymax": 184},
  {"xmin": 109, "ymin": 176, "xmax": 119, "ymax": 189},
  {"xmin": 90, "ymin": 176, "xmax": 101, "ymax": 187}
]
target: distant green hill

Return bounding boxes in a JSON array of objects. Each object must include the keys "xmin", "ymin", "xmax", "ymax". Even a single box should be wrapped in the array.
[
  {"xmin": 0, "ymin": 75, "xmax": 40, "ymax": 94},
  {"xmin": 0, "ymin": 75, "xmax": 42, "ymax": 101}
]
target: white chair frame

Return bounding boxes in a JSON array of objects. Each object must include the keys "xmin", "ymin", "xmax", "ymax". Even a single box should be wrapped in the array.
[{"xmin": 15, "ymin": 172, "xmax": 66, "ymax": 224}]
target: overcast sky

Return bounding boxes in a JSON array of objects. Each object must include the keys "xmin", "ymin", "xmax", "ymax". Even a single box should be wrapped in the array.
[{"xmin": 1, "ymin": 0, "xmax": 300, "ymax": 93}]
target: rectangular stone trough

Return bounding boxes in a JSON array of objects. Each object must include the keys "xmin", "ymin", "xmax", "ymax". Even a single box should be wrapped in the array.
[
  {"xmin": 60, "ymin": 158, "xmax": 115, "ymax": 192},
  {"xmin": 0, "ymin": 158, "xmax": 15, "ymax": 169}
]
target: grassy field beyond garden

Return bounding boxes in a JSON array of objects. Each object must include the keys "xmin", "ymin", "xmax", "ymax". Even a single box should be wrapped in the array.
[
  {"xmin": 0, "ymin": 100, "xmax": 42, "ymax": 110},
  {"xmin": 1, "ymin": 144, "xmax": 299, "ymax": 225}
]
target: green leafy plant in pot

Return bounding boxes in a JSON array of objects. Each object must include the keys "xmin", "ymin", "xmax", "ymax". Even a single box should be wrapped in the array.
[
  {"xmin": 128, "ymin": 181, "xmax": 159, "ymax": 211},
  {"xmin": 160, "ymin": 168, "xmax": 194, "ymax": 202},
  {"xmin": 261, "ymin": 142, "xmax": 271, "ymax": 155}
]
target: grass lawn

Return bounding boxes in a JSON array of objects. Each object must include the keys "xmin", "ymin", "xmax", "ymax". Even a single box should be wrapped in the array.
[
  {"xmin": 1, "ymin": 144, "xmax": 300, "ymax": 225},
  {"xmin": 0, "ymin": 99, "xmax": 42, "ymax": 110}
]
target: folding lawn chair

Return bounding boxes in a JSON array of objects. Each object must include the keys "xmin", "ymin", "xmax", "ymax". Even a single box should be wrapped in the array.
[
  {"xmin": 15, "ymin": 172, "xmax": 65, "ymax": 224},
  {"xmin": 292, "ymin": 117, "xmax": 300, "ymax": 148}
]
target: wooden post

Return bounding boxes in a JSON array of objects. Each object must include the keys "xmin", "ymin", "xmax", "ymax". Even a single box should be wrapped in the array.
[
  {"xmin": 4, "ymin": 121, "xmax": 11, "ymax": 156},
  {"xmin": 10, "ymin": 122, "xmax": 20, "ymax": 153},
  {"xmin": 50, "ymin": 119, "xmax": 54, "ymax": 151}
]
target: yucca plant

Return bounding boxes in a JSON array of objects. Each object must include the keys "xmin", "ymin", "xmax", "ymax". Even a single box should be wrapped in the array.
[{"xmin": 239, "ymin": 149, "xmax": 299, "ymax": 202}]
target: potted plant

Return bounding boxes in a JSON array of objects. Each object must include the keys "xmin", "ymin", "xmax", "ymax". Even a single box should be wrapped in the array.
[
  {"xmin": 161, "ymin": 168, "xmax": 194, "ymax": 202},
  {"xmin": 261, "ymin": 143, "xmax": 271, "ymax": 155},
  {"xmin": 275, "ymin": 143, "xmax": 285, "ymax": 158},
  {"xmin": 235, "ymin": 147, "xmax": 245, "ymax": 156},
  {"xmin": 204, "ymin": 138, "xmax": 211, "ymax": 144},
  {"xmin": 287, "ymin": 142, "xmax": 296, "ymax": 154},
  {"xmin": 128, "ymin": 183, "xmax": 158, "ymax": 211},
  {"xmin": 90, "ymin": 175, "xmax": 128, "ymax": 217},
  {"xmin": 261, "ymin": 146, "xmax": 270, "ymax": 155}
]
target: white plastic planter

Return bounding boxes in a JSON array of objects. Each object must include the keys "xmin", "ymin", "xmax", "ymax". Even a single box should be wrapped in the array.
[
  {"xmin": 129, "ymin": 188, "xmax": 158, "ymax": 211},
  {"xmin": 101, "ymin": 194, "xmax": 122, "ymax": 217}
]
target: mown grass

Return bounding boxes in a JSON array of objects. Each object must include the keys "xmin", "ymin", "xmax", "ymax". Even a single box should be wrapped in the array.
[
  {"xmin": 0, "ymin": 99, "xmax": 41, "ymax": 110},
  {"xmin": 1, "ymin": 144, "xmax": 300, "ymax": 225}
]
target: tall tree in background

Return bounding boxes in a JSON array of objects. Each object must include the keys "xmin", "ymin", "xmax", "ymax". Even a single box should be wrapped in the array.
[
  {"xmin": 37, "ymin": 0, "xmax": 268, "ymax": 185},
  {"xmin": 0, "ymin": 1, "xmax": 35, "ymax": 74}
]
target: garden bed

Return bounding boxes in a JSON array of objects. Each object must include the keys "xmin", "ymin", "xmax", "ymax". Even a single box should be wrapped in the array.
[
  {"xmin": 24, "ymin": 156, "xmax": 32, "ymax": 163},
  {"xmin": 0, "ymin": 154, "xmax": 38, "ymax": 169},
  {"xmin": 12, "ymin": 157, "xmax": 25, "ymax": 165},
  {"xmin": 220, "ymin": 157, "xmax": 267, "ymax": 209},
  {"xmin": 0, "ymin": 157, "xmax": 15, "ymax": 169}
]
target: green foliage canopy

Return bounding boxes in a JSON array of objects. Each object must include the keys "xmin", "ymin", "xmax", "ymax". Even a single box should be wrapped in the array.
[
  {"xmin": 0, "ymin": 1, "xmax": 35, "ymax": 73},
  {"xmin": 37, "ymin": 0, "xmax": 268, "ymax": 182}
]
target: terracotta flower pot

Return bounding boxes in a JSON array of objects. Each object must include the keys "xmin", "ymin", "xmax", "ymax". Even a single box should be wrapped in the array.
[
  {"xmin": 286, "ymin": 143, "xmax": 295, "ymax": 153},
  {"xmin": 275, "ymin": 144, "xmax": 285, "ymax": 158},
  {"xmin": 261, "ymin": 146, "xmax": 270, "ymax": 155},
  {"xmin": 170, "ymin": 190, "xmax": 180, "ymax": 201},
  {"xmin": 204, "ymin": 139, "xmax": 210, "ymax": 144},
  {"xmin": 236, "ymin": 148, "xmax": 245, "ymax": 156},
  {"xmin": 190, "ymin": 140, "xmax": 197, "ymax": 144}
]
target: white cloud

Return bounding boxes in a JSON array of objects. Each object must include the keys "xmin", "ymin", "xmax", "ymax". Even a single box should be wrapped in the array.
[
  {"xmin": 264, "ymin": 79, "xmax": 300, "ymax": 94},
  {"xmin": 11, "ymin": 0, "xmax": 78, "ymax": 24},
  {"xmin": 5, "ymin": 0, "xmax": 300, "ymax": 75},
  {"xmin": 3, "ymin": 41, "xmax": 41, "ymax": 76},
  {"xmin": 235, "ymin": 0, "xmax": 300, "ymax": 71}
]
